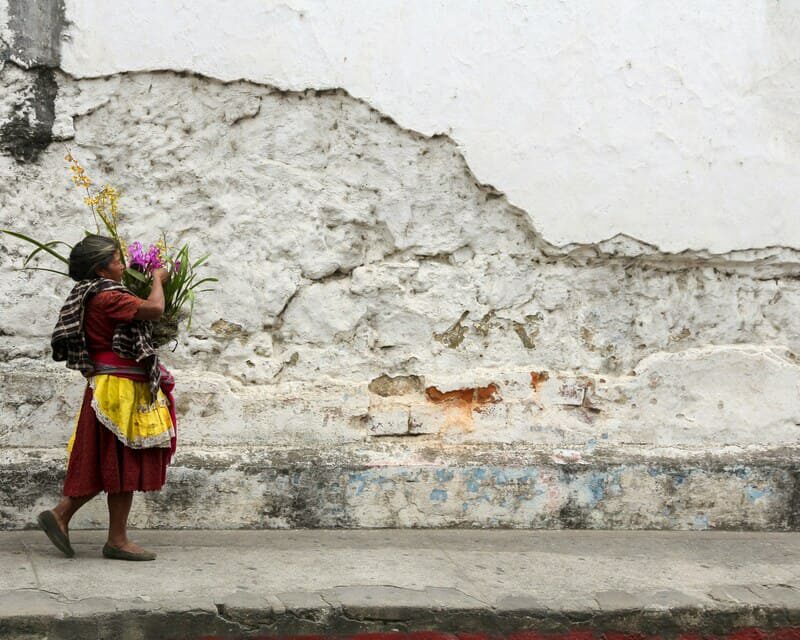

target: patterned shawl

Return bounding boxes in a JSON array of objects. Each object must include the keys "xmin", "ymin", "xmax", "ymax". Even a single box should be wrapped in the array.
[{"xmin": 51, "ymin": 278, "xmax": 162, "ymax": 402}]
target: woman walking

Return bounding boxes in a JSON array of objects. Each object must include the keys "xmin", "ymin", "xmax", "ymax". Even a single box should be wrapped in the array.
[{"xmin": 37, "ymin": 235, "xmax": 177, "ymax": 561}]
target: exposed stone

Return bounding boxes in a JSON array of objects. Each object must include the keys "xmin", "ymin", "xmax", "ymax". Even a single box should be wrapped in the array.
[
  {"xmin": 408, "ymin": 404, "xmax": 447, "ymax": 435},
  {"xmin": 368, "ymin": 374, "xmax": 424, "ymax": 397},
  {"xmin": 367, "ymin": 408, "xmax": 409, "ymax": 437},
  {"xmin": 211, "ymin": 318, "xmax": 246, "ymax": 337},
  {"xmin": 433, "ymin": 311, "xmax": 470, "ymax": 349},
  {"xmin": 539, "ymin": 377, "xmax": 588, "ymax": 407}
]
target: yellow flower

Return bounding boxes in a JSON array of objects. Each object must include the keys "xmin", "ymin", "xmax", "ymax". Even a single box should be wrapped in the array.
[{"xmin": 64, "ymin": 151, "xmax": 124, "ymax": 238}]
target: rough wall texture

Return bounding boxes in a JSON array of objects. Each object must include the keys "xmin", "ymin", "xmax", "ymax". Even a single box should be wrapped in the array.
[{"xmin": 1, "ymin": 4, "xmax": 800, "ymax": 530}]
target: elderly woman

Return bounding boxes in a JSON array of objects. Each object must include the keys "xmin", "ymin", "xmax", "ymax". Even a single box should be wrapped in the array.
[{"xmin": 37, "ymin": 235, "xmax": 176, "ymax": 561}]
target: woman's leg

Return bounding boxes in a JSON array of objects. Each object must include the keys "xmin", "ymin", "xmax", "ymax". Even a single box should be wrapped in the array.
[
  {"xmin": 52, "ymin": 493, "xmax": 98, "ymax": 535},
  {"xmin": 106, "ymin": 491, "xmax": 151, "ymax": 553},
  {"xmin": 107, "ymin": 491, "xmax": 133, "ymax": 547}
]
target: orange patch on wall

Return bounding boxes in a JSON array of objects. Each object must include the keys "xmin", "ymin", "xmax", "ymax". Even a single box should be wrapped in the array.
[
  {"xmin": 424, "ymin": 384, "xmax": 502, "ymax": 432},
  {"xmin": 530, "ymin": 371, "xmax": 549, "ymax": 391}
]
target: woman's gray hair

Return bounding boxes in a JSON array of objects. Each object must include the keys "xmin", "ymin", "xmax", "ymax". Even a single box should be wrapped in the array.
[{"xmin": 68, "ymin": 235, "xmax": 118, "ymax": 281}]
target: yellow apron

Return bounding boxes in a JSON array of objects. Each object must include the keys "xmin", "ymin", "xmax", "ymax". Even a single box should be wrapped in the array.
[{"xmin": 67, "ymin": 374, "xmax": 174, "ymax": 455}]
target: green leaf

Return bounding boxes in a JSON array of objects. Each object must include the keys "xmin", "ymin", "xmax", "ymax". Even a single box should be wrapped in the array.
[
  {"xmin": 19, "ymin": 266, "xmax": 71, "ymax": 277},
  {"xmin": 191, "ymin": 253, "xmax": 210, "ymax": 269},
  {"xmin": 124, "ymin": 268, "xmax": 149, "ymax": 283},
  {"xmin": 185, "ymin": 290, "xmax": 196, "ymax": 330},
  {"xmin": 1, "ymin": 229, "xmax": 69, "ymax": 264},
  {"xmin": 23, "ymin": 240, "xmax": 73, "ymax": 266},
  {"xmin": 187, "ymin": 277, "xmax": 218, "ymax": 291}
]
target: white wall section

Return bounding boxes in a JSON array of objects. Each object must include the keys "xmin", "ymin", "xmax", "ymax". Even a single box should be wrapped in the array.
[{"xmin": 60, "ymin": 0, "xmax": 800, "ymax": 252}]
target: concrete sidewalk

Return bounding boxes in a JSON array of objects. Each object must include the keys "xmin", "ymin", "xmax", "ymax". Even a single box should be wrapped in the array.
[{"xmin": 1, "ymin": 529, "xmax": 800, "ymax": 639}]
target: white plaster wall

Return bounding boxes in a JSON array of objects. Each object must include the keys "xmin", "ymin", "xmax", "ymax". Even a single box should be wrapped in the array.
[
  {"xmin": 60, "ymin": 0, "xmax": 800, "ymax": 253},
  {"xmin": 3, "ymin": 2, "xmax": 800, "ymax": 530}
]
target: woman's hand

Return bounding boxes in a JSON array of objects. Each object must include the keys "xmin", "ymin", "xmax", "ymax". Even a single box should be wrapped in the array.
[
  {"xmin": 134, "ymin": 269, "xmax": 168, "ymax": 321},
  {"xmin": 153, "ymin": 268, "xmax": 169, "ymax": 284}
]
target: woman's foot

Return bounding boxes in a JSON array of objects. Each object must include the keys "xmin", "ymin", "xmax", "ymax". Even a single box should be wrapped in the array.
[
  {"xmin": 37, "ymin": 510, "xmax": 74, "ymax": 558},
  {"xmin": 37, "ymin": 494, "xmax": 98, "ymax": 558},
  {"xmin": 103, "ymin": 539, "xmax": 156, "ymax": 561}
]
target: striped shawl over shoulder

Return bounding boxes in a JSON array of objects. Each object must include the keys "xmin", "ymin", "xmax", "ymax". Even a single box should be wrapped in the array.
[{"xmin": 51, "ymin": 278, "xmax": 162, "ymax": 401}]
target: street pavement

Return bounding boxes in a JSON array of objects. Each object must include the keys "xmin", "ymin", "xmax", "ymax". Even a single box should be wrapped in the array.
[{"xmin": 1, "ymin": 529, "xmax": 800, "ymax": 638}]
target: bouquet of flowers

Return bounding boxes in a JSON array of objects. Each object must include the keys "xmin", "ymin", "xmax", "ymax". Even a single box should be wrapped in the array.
[{"xmin": 1, "ymin": 151, "xmax": 216, "ymax": 346}]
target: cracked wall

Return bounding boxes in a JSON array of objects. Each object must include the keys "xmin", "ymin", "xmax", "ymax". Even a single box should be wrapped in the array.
[{"xmin": 1, "ymin": 5, "xmax": 800, "ymax": 529}]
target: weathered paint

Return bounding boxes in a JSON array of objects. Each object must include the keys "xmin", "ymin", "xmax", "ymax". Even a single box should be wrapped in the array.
[{"xmin": 2, "ymin": 443, "xmax": 797, "ymax": 530}]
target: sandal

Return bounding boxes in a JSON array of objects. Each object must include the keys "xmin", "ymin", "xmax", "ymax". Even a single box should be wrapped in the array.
[
  {"xmin": 102, "ymin": 543, "xmax": 157, "ymax": 561},
  {"xmin": 37, "ymin": 510, "xmax": 75, "ymax": 558}
]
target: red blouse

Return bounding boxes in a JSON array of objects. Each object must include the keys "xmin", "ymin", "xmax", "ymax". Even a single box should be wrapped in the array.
[{"xmin": 84, "ymin": 290, "xmax": 144, "ymax": 358}]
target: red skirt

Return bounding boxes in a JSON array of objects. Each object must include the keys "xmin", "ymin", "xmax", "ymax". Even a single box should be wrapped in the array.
[{"xmin": 63, "ymin": 385, "xmax": 171, "ymax": 496}]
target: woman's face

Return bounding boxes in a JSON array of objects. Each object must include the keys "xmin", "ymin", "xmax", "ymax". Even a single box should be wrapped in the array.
[{"xmin": 96, "ymin": 251, "xmax": 125, "ymax": 283}]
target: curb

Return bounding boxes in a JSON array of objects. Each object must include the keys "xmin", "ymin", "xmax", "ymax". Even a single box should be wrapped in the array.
[{"xmin": 3, "ymin": 586, "xmax": 800, "ymax": 639}]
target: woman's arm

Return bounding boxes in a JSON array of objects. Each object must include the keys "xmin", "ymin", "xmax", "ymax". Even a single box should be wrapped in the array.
[{"xmin": 134, "ymin": 268, "xmax": 169, "ymax": 321}]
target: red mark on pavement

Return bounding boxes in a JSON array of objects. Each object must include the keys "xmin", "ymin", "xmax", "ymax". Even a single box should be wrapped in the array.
[{"xmin": 198, "ymin": 627, "xmax": 800, "ymax": 640}]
